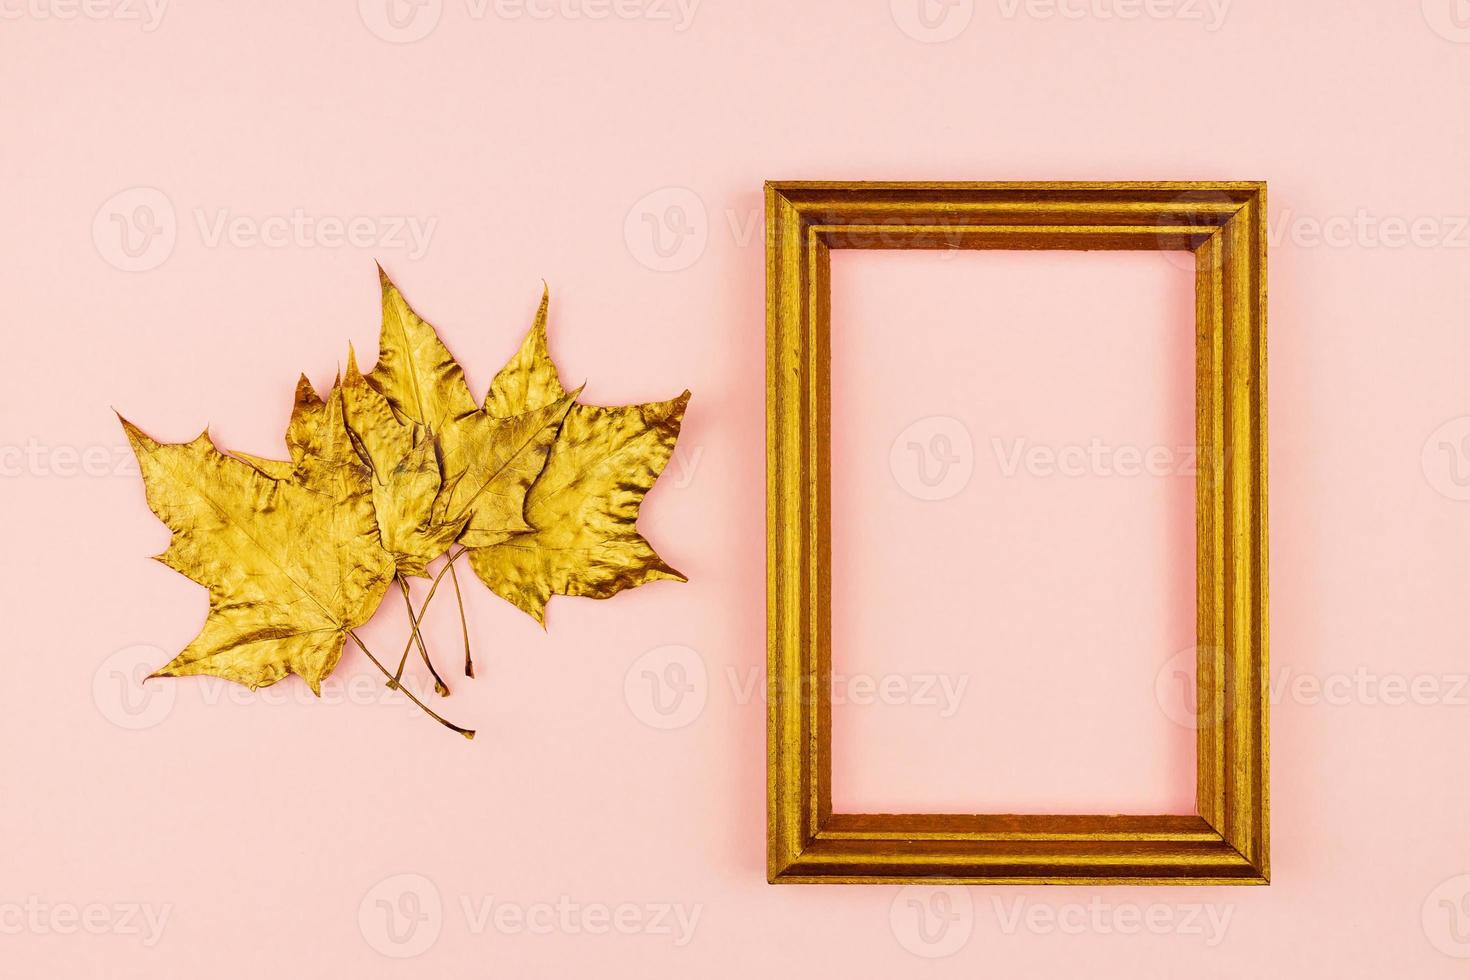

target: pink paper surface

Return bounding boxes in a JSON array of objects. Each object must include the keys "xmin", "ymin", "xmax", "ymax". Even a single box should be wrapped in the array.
[
  {"xmin": 829, "ymin": 249, "xmax": 1198, "ymax": 815},
  {"xmin": 3, "ymin": 1, "xmax": 1470, "ymax": 976}
]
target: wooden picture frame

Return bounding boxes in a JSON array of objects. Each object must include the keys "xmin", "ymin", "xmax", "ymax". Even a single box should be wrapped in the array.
[{"xmin": 765, "ymin": 181, "xmax": 1268, "ymax": 885}]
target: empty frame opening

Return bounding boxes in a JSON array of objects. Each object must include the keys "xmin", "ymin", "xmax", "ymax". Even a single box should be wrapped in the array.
[{"xmin": 828, "ymin": 249, "xmax": 1198, "ymax": 815}]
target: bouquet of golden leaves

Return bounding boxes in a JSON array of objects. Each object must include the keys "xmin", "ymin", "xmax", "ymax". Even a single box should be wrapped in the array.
[{"xmin": 120, "ymin": 268, "xmax": 690, "ymax": 737}]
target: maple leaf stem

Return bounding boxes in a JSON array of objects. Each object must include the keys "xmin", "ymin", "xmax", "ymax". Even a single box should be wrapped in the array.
[
  {"xmin": 390, "ymin": 548, "xmax": 468, "ymax": 684},
  {"xmin": 397, "ymin": 574, "xmax": 450, "ymax": 697},
  {"xmin": 347, "ymin": 629, "xmax": 474, "ymax": 739},
  {"xmin": 447, "ymin": 556, "xmax": 473, "ymax": 678}
]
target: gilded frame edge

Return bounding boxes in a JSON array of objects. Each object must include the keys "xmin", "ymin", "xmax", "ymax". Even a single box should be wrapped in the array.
[{"xmin": 765, "ymin": 181, "xmax": 1269, "ymax": 886}]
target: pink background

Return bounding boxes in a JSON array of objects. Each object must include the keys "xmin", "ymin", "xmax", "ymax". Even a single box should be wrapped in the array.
[
  {"xmin": 830, "ymin": 249, "xmax": 1199, "ymax": 815},
  {"xmin": 3, "ymin": 0, "xmax": 1470, "ymax": 976}
]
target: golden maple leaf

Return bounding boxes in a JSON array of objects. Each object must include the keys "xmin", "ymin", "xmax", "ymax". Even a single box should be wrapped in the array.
[
  {"xmin": 366, "ymin": 266, "xmax": 479, "ymax": 436},
  {"xmin": 340, "ymin": 350, "xmax": 465, "ymax": 578},
  {"xmin": 120, "ymin": 390, "xmax": 395, "ymax": 694},
  {"xmin": 469, "ymin": 289, "xmax": 690, "ymax": 624},
  {"xmin": 231, "ymin": 365, "xmax": 462, "ymax": 579},
  {"xmin": 364, "ymin": 269, "xmax": 575, "ymax": 553}
]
